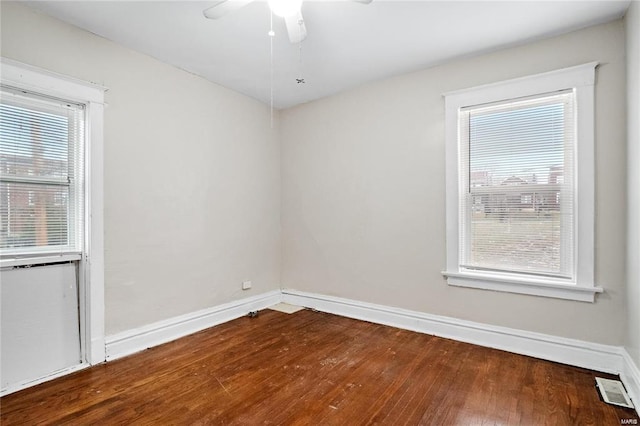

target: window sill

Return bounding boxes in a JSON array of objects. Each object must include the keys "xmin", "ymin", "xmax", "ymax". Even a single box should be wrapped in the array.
[
  {"xmin": 441, "ymin": 270, "xmax": 602, "ymax": 302},
  {"xmin": 0, "ymin": 253, "xmax": 82, "ymax": 268}
]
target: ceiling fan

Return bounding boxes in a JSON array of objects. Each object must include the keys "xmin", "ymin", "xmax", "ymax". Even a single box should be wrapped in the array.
[{"xmin": 203, "ymin": 0, "xmax": 373, "ymax": 44}]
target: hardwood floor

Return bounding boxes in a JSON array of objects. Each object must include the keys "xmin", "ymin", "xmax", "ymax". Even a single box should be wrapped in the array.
[{"xmin": 1, "ymin": 308, "xmax": 637, "ymax": 425}]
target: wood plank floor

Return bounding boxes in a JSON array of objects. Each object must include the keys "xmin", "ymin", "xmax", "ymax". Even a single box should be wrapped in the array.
[{"xmin": 1, "ymin": 309, "xmax": 638, "ymax": 425}]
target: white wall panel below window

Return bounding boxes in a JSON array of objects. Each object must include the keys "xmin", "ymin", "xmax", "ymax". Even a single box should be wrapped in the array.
[{"xmin": 1, "ymin": 262, "xmax": 80, "ymax": 391}]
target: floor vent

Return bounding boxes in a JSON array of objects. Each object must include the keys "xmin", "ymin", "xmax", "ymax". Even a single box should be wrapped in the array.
[
  {"xmin": 595, "ymin": 377, "xmax": 634, "ymax": 409},
  {"xmin": 268, "ymin": 303, "xmax": 305, "ymax": 314}
]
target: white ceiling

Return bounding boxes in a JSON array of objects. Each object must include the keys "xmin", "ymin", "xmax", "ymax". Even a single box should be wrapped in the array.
[{"xmin": 24, "ymin": 0, "xmax": 631, "ymax": 109}]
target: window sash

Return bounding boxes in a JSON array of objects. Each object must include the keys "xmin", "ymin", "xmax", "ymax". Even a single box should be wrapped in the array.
[
  {"xmin": 0, "ymin": 86, "xmax": 85, "ymax": 255},
  {"xmin": 457, "ymin": 91, "xmax": 575, "ymax": 279}
]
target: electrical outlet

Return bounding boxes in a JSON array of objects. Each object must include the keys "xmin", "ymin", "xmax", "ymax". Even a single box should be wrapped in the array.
[{"xmin": 242, "ymin": 280, "xmax": 252, "ymax": 290}]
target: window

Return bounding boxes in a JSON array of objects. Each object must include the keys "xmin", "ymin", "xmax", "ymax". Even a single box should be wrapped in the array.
[
  {"xmin": 0, "ymin": 86, "xmax": 85, "ymax": 256},
  {"xmin": 443, "ymin": 63, "xmax": 602, "ymax": 302},
  {"xmin": 1, "ymin": 58, "xmax": 106, "ymax": 365}
]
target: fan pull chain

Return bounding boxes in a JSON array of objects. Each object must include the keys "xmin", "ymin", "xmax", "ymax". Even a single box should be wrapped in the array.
[
  {"xmin": 269, "ymin": 11, "xmax": 275, "ymax": 128},
  {"xmin": 297, "ymin": 20, "xmax": 305, "ymax": 85}
]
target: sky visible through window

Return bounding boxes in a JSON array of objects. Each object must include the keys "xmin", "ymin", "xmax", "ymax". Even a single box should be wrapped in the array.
[{"xmin": 469, "ymin": 102, "xmax": 565, "ymax": 186}]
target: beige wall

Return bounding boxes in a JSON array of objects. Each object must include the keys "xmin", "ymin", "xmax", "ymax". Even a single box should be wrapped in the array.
[
  {"xmin": 0, "ymin": 2, "xmax": 281, "ymax": 335},
  {"xmin": 626, "ymin": 1, "xmax": 640, "ymax": 366},
  {"xmin": 281, "ymin": 20, "xmax": 627, "ymax": 345}
]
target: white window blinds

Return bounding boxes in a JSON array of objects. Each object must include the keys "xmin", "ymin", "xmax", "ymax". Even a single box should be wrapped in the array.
[
  {"xmin": 0, "ymin": 86, "xmax": 85, "ymax": 255},
  {"xmin": 458, "ymin": 90, "xmax": 575, "ymax": 278}
]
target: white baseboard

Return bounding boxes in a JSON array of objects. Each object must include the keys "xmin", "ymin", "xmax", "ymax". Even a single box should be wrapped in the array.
[
  {"xmin": 105, "ymin": 290, "xmax": 282, "ymax": 361},
  {"xmin": 282, "ymin": 289, "xmax": 624, "ymax": 375},
  {"xmin": 621, "ymin": 349, "xmax": 640, "ymax": 410},
  {"xmin": 1, "ymin": 362, "xmax": 91, "ymax": 397}
]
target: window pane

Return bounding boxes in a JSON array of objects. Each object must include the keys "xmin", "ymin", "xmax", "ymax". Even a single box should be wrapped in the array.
[
  {"xmin": 0, "ymin": 103, "xmax": 72, "ymax": 180},
  {"xmin": 468, "ymin": 203, "xmax": 562, "ymax": 274},
  {"xmin": 0, "ymin": 87, "xmax": 84, "ymax": 255},
  {"xmin": 460, "ymin": 92, "xmax": 574, "ymax": 278},
  {"xmin": 0, "ymin": 182, "xmax": 69, "ymax": 249}
]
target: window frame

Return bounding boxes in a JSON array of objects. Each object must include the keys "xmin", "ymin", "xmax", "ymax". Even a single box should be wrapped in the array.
[
  {"xmin": 442, "ymin": 63, "xmax": 602, "ymax": 302},
  {"xmin": 0, "ymin": 58, "xmax": 106, "ymax": 365}
]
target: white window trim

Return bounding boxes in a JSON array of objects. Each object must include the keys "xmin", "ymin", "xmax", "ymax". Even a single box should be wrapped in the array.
[
  {"xmin": 442, "ymin": 62, "xmax": 602, "ymax": 302},
  {"xmin": 1, "ymin": 58, "xmax": 107, "ymax": 363}
]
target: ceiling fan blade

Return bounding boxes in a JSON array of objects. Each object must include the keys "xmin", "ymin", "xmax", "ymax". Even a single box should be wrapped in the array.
[
  {"xmin": 284, "ymin": 11, "xmax": 307, "ymax": 44},
  {"xmin": 203, "ymin": 0, "xmax": 255, "ymax": 19}
]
